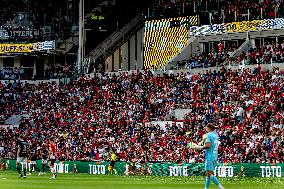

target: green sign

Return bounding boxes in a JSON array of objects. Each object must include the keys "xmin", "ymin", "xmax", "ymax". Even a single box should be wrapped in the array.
[
  {"xmin": 6, "ymin": 160, "xmax": 284, "ymax": 178},
  {"xmin": 91, "ymin": 15, "xmax": 104, "ymax": 20}
]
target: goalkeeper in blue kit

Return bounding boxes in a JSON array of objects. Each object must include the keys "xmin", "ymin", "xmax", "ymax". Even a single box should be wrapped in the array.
[{"xmin": 190, "ymin": 123, "xmax": 225, "ymax": 189}]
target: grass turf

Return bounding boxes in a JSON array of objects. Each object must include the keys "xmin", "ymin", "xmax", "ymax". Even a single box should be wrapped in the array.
[{"xmin": 0, "ymin": 171, "xmax": 284, "ymax": 189}]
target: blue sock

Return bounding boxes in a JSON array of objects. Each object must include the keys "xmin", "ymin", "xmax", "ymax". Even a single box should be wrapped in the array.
[
  {"xmin": 210, "ymin": 175, "xmax": 222, "ymax": 188},
  {"xmin": 205, "ymin": 176, "xmax": 210, "ymax": 189}
]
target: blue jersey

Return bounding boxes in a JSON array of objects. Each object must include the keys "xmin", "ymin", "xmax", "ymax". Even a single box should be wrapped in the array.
[{"xmin": 205, "ymin": 131, "xmax": 219, "ymax": 161}]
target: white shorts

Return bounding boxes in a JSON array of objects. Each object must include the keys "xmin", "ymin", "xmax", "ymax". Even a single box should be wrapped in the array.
[
  {"xmin": 17, "ymin": 157, "xmax": 27, "ymax": 164},
  {"xmin": 31, "ymin": 161, "xmax": 36, "ymax": 165},
  {"xmin": 49, "ymin": 155, "xmax": 55, "ymax": 160},
  {"xmin": 42, "ymin": 159, "xmax": 47, "ymax": 164}
]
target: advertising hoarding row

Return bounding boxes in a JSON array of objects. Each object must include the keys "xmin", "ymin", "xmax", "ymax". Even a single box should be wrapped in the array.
[{"xmin": 6, "ymin": 160, "xmax": 284, "ymax": 178}]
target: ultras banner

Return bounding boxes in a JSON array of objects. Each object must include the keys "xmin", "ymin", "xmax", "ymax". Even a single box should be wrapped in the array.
[
  {"xmin": 0, "ymin": 41, "xmax": 55, "ymax": 53},
  {"xmin": 189, "ymin": 18, "xmax": 284, "ymax": 36}
]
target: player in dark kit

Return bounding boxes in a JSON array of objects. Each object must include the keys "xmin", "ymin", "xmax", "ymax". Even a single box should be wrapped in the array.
[
  {"xmin": 28, "ymin": 145, "xmax": 40, "ymax": 175},
  {"xmin": 16, "ymin": 135, "xmax": 29, "ymax": 178},
  {"xmin": 39, "ymin": 147, "xmax": 49, "ymax": 175}
]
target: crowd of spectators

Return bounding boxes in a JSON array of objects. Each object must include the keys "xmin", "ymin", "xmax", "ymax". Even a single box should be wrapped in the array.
[
  {"xmin": 0, "ymin": 67, "xmax": 283, "ymax": 163},
  {"xmin": 0, "ymin": 67, "xmax": 25, "ymax": 80},
  {"xmin": 148, "ymin": 0, "xmax": 284, "ymax": 24},
  {"xmin": 0, "ymin": 64, "xmax": 77, "ymax": 80},
  {"xmin": 219, "ymin": 0, "xmax": 284, "ymax": 24},
  {"xmin": 45, "ymin": 64, "xmax": 77, "ymax": 79},
  {"xmin": 175, "ymin": 40, "xmax": 284, "ymax": 70}
]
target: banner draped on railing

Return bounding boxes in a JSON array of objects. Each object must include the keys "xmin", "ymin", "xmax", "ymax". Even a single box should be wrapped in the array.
[
  {"xmin": 0, "ymin": 41, "xmax": 55, "ymax": 53},
  {"xmin": 189, "ymin": 18, "xmax": 284, "ymax": 36},
  {"xmin": 5, "ymin": 160, "xmax": 284, "ymax": 178}
]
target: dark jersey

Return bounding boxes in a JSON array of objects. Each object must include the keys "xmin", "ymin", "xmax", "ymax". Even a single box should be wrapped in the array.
[
  {"xmin": 17, "ymin": 140, "xmax": 28, "ymax": 157},
  {"xmin": 41, "ymin": 149, "xmax": 48, "ymax": 159},
  {"xmin": 30, "ymin": 148, "xmax": 38, "ymax": 161}
]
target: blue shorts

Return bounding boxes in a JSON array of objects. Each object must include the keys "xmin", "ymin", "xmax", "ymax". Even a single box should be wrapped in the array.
[{"xmin": 205, "ymin": 160, "xmax": 217, "ymax": 171}]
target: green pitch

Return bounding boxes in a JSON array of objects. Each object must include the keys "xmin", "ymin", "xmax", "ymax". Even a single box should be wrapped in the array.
[{"xmin": 0, "ymin": 171, "xmax": 283, "ymax": 189}]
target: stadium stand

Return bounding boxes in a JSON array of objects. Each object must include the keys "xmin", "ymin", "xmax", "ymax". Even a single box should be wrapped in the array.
[
  {"xmin": 0, "ymin": 66, "xmax": 283, "ymax": 163},
  {"xmin": 147, "ymin": 0, "xmax": 284, "ymax": 23},
  {"xmin": 0, "ymin": 0, "xmax": 72, "ymax": 41},
  {"xmin": 0, "ymin": 65, "xmax": 77, "ymax": 80},
  {"xmin": 44, "ymin": 64, "xmax": 77, "ymax": 79},
  {"xmin": 172, "ymin": 41, "xmax": 284, "ymax": 70},
  {"xmin": 0, "ymin": 1, "xmax": 284, "ymax": 182}
]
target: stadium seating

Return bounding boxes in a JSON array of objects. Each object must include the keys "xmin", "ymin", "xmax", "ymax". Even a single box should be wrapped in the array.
[
  {"xmin": 0, "ymin": 64, "xmax": 77, "ymax": 80},
  {"xmin": 175, "ymin": 41, "xmax": 284, "ymax": 70},
  {"xmin": 148, "ymin": 0, "xmax": 284, "ymax": 24},
  {"xmin": 0, "ymin": 67, "xmax": 283, "ymax": 163},
  {"xmin": 0, "ymin": 0, "xmax": 72, "ymax": 41},
  {"xmin": 0, "ymin": 0, "xmax": 284, "ymax": 167}
]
